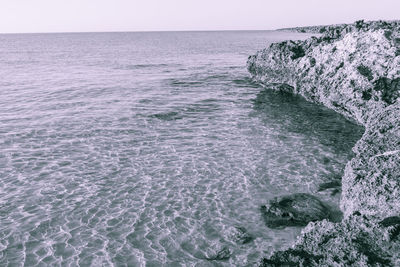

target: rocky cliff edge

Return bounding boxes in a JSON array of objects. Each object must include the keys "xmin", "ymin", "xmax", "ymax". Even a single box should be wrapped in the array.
[{"xmin": 248, "ymin": 20, "xmax": 400, "ymax": 266}]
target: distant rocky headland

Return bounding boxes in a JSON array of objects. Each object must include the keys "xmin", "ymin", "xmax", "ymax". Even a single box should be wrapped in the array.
[
  {"xmin": 279, "ymin": 19, "xmax": 400, "ymax": 35},
  {"xmin": 248, "ymin": 20, "xmax": 400, "ymax": 266}
]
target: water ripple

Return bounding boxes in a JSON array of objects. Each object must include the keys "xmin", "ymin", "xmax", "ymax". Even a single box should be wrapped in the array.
[{"xmin": 0, "ymin": 31, "xmax": 361, "ymax": 266}]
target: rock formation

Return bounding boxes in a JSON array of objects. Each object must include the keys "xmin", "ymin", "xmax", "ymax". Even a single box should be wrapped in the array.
[
  {"xmin": 279, "ymin": 19, "xmax": 400, "ymax": 36},
  {"xmin": 261, "ymin": 214, "xmax": 400, "ymax": 266},
  {"xmin": 248, "ymin": 20, "xmax": 400, "ymax": 266}
]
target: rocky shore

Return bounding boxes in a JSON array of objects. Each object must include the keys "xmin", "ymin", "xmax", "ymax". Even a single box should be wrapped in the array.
[{"xmin": 248, "ymin": 20, "xmax": 400, "ymax": 266}]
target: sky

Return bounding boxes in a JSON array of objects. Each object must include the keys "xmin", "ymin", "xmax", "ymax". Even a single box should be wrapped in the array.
[{"xmin": 0, "ymin": 0, "xmax": 399, "ymax": 33}]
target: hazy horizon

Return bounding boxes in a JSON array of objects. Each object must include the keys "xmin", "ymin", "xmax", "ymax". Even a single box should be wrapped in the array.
[{"xmin": 1, "ymin": 0, "xmax": 399, "ymax": 34}]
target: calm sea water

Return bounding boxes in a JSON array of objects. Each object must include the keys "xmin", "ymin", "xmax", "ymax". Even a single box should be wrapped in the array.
[{"xmin": 0, "ymin": 31, "xmax": 363, "ymax": 266}]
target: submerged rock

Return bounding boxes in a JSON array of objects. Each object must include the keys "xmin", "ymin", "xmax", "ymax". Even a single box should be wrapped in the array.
[
  {"xmin": 317, "ymin": 180, "xmax": 341, "ymax": 195},
  {"xmin": 205, "ymin": 246, "xmax": 231, "ymax": 261},
  {"xmin": 224, "ymin": 226, "xmax": 254, "ymax": 244},
  {"xmin": 261, "ymin": 193, "xmax": 332, "ymax": 228}
]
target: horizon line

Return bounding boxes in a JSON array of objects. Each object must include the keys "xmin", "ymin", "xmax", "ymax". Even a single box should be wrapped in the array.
[
  {"xmin": 0, "ymin": 28, "xmax": 281, "ymax": 35},
  {"xmin": 2, "ymin": 18, "xmax": 396, "ymax": 35}
]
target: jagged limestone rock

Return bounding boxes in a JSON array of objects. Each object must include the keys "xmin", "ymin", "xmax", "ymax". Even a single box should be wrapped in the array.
[
  {"xmin": 248, "ymin": 29, "xmax": 400, "ymax": 125},
  {"xmin": 341, "ymin": 102, "xmax": 400, "ymax": 218},
  {"xmin": 261, "ymin": 215, "xmax": 400, "ymax": 267},
  {"xmin": 247, "ymin": 20, "xmax": 400, "ymax": 265},
  {"xmin": 248, "ymin": 21, "xmax": 400, "ymax": 220}
]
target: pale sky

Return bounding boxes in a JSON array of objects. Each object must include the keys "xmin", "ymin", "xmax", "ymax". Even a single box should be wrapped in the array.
[{"xmin": 1, "ymin": 0, "xmax": 399, "ymax": 33}]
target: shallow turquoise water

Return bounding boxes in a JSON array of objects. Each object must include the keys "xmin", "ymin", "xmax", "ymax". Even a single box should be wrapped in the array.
[{"xmin": 0, "ymin": 31, "xmax": 364, "ymax": 266}]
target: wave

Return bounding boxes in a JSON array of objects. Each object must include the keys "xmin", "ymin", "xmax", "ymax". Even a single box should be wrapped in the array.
[
  {"xmin": 232, "ymin": 77, "xmax": 259, "ymax": 87},
  {"xmin": 169, "ymin": 79, "xmax": 203, "ymax": 87},
  {"xmin": 165, "ymin": 74, "xmax": 255, "ymax": 89},
  {"xmin": 116, "ymin": 63, "xmax": 181, "ymax": 70}
]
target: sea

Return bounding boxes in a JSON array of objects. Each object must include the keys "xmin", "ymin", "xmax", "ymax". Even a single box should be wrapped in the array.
[{"xmin": 0, "ymin": 31, "xmax": 364, "ymax": 266}]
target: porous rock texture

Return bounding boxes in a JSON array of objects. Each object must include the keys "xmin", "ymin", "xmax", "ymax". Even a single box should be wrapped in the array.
[
  {"xmin": 248, "ymin": 20, "xmax": 400, "ymax": 266},
  {"xmin": 262, "ymin": 214, "xmax": 400, "ymax": 266}
]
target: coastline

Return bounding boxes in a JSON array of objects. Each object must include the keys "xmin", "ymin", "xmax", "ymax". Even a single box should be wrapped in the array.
[{"xmin": 248, "ymin": 20, "xmax": 400, "ymax": 265}]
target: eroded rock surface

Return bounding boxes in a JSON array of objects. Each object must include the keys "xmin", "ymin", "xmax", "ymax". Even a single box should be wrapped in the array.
[
  {"xmin": 342, "ymin": 103, "xmax": 400, "ymax": 218},
  {"xmin": 248, "ymin": 27, "xmax": 400, "ymax": 125},
  {"xmin": 248, "ymin": 20, "xmax": 400, "ymax": 266},
  {"xmin": 261, "ymin": 214, "xmax": 400, "ymax": 266}
]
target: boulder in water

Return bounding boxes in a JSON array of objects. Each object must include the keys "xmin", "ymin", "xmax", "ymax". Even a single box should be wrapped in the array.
[{"xmin": 261, "ymin": 193, "xmax": 331, "ymax": 228}]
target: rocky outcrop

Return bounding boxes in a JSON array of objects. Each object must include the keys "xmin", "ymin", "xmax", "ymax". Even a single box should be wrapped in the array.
[
  {"xmin": 342, "ymin": 103, "xmax": 400, "ymax": 218},
  {"xmin": 248, "ymin": 20, "xmax": 400, "ymax": 265},
  {"xmin": 261, "ymin": 214, "xmax": 400, "ymax": 266},
  {"xmin": 248, "ymin": 28, "xmax": 400, "ymax": 125}
]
